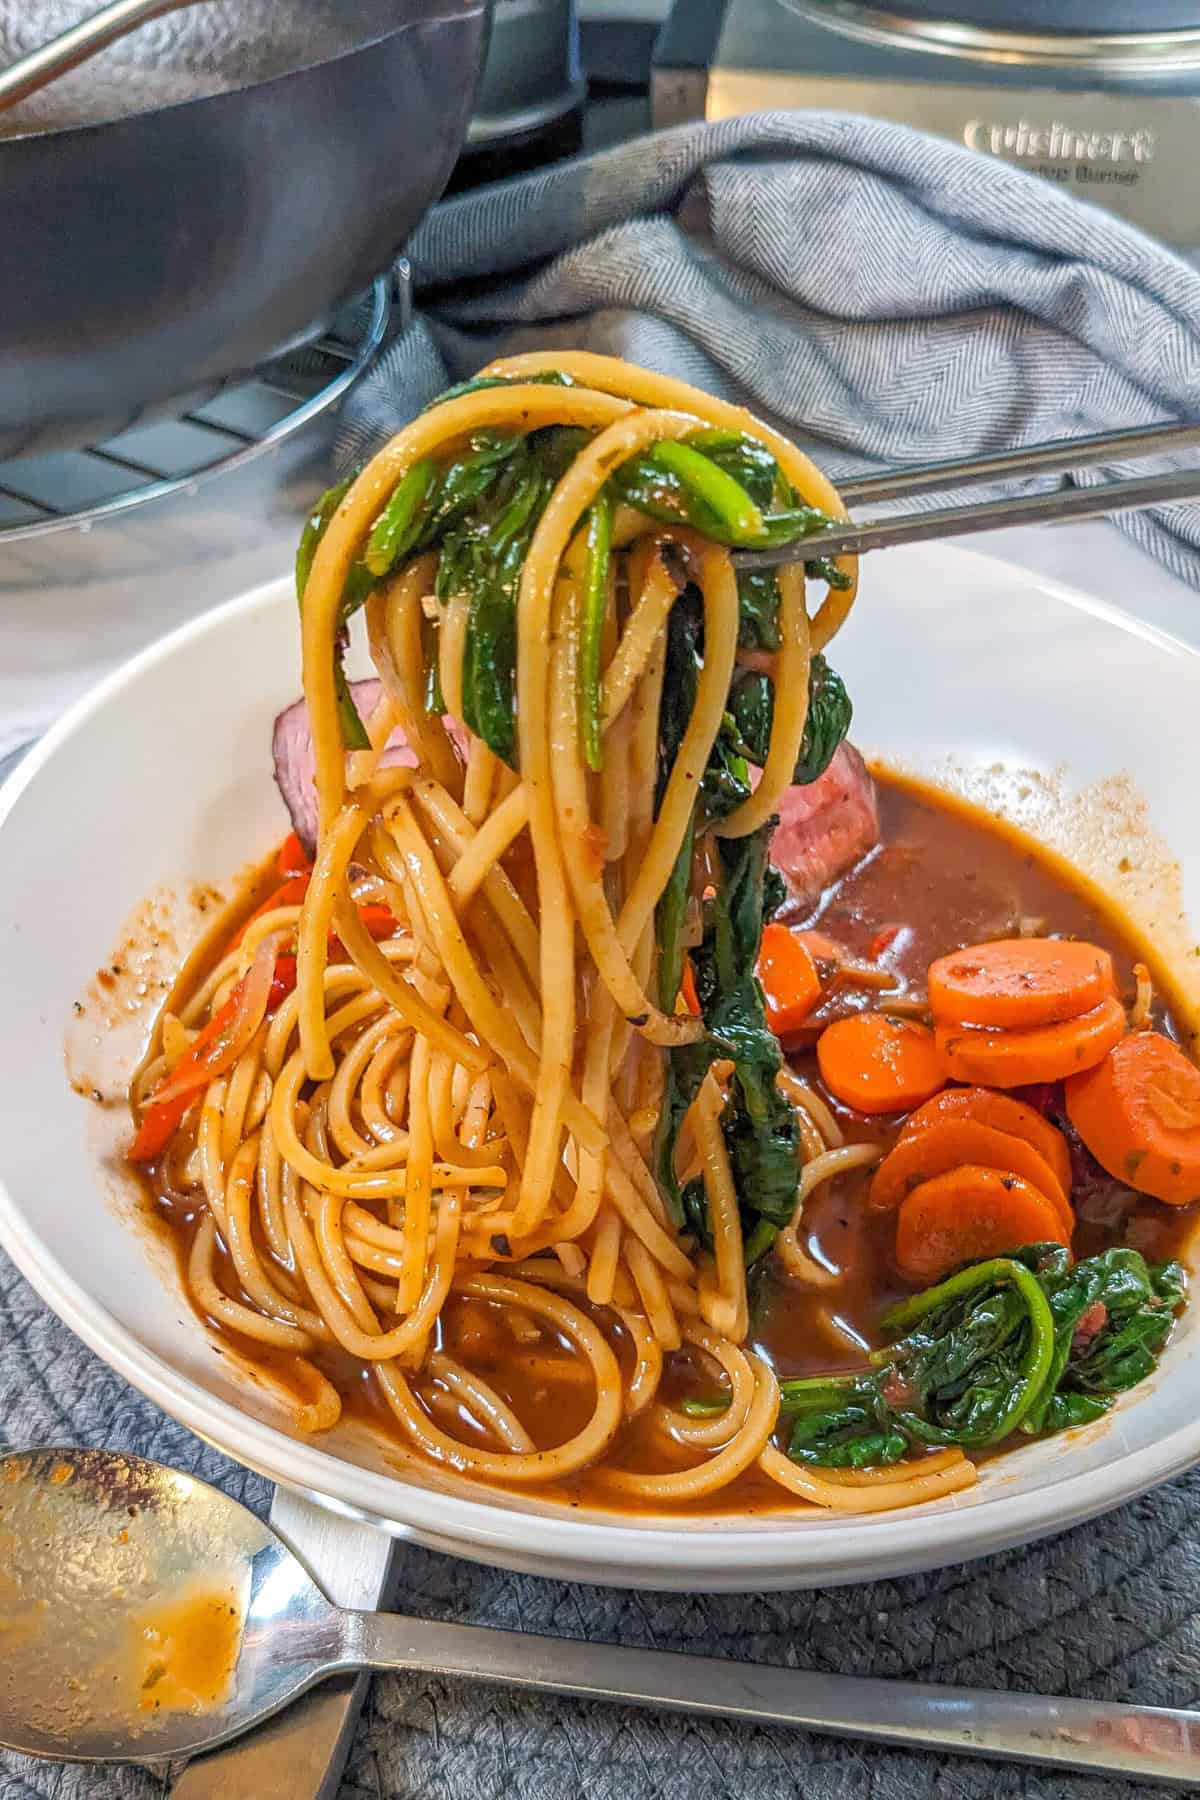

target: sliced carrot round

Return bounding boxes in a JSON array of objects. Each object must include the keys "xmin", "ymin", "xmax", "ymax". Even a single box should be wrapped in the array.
[
  {"xmin": 1066, "ymin": 1030, "xmax": 1200, "ymax": 1207},
  {"xmin": 928, "ymin": 937, "xmax": 1116, "ymax": 1030},
  {"xmin": 758, "ymin": 924, "xmax": 822, "ymax": 1037},
  {"xmin": 935, "ymin": 997, "xmax": 1125, "ymax": 1090},
  {"xmin": 895, "ymin": 1166, "xmax": 1070, "ymax": 1283},
  {"xmin": 816, "ymin": 1012, "xmax": 944, "ymax": 1115},
  {"xmin": 899, "ymin": 1086, "xmax": 1071, "ymax": 1197},
  {"xmin": 869, "ymin": 1118, "xmax": 1072, "ymax": 1233}
]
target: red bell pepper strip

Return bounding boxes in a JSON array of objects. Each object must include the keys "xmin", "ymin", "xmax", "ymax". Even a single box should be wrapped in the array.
[{"xmin": 129, "ymin": 955, "xmax": 297, "ymax": 1164}]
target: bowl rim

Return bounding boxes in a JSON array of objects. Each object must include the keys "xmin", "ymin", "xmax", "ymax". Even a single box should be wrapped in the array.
[{"xmin": 4, "ymin": 555, "xmax": 1200, "ymax": 1588}]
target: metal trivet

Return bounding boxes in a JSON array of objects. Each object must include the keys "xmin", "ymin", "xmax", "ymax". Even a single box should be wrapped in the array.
[{"xmin": 0, "ymin": 265, "xmax": 408, "ymax": 541}]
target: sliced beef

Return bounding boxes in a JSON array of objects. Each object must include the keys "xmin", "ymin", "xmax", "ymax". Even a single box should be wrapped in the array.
[
  {"xmin": 769, "ymin": 743, "xmax": 879, "ymax": 911},
  {"xmin": 272, "ymin": 681, "xmax": 469, "ymax": 851},
  {"xmin": 273, "ymin": 687, "xmax": 877, "ymax": 904}
]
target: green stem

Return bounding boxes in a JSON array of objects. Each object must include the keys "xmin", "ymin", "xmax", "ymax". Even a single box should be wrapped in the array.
[
  {"xmin": 578, "ymin": 492, "xmax": 612, "ymax": 772},
  {"xmin": 681, "ymin": 1395, "xmax": 731, "ymax": 1417},
  {"xmin": 656, "ymin": 816, "xmax": 694, "ymax": 1012},
  {"xmin": 881, "ymin": 1256, "xmax": 1058, "ymax": 1443},
  {"xmin": 365, "ymin": 458, "xmax": 438, "ymax": 577},
  {"xmin": 751, "ymin": 506, "xmax": 839, "ymax": 548},
  {"xmin": 646, "ymin": 441, "xmax": 764, "ymax": 542},
  {"xmin": 742, "ymin": 1217, "xmax": 779, "ymax": 1267},
  {"xmin": 333, "ymin": 659, "xmax": 370, "ymax": 751},
  {"xmin": 296, "ymin": 475, "xmax": 353, "ymax": 604},
  {"xmin": 778, "ymin": 1374, "xmax": 864, "ymax": 1413}
]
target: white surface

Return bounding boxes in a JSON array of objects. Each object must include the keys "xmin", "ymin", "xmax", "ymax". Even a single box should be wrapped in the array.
[{"xmin": 1, "ymin": 547, "xmax": 1198, "ymax": 1591}]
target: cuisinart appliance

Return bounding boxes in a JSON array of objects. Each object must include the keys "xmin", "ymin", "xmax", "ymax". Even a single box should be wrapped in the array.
[{"xmin": 653, "ymin": 0, "xmax": 1200, "ymax": 247}]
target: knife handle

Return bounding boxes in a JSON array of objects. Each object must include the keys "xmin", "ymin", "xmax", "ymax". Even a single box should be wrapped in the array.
[{"xmin": 170, "ymin": 1490, "xmax": 400, "ymax": 1800}]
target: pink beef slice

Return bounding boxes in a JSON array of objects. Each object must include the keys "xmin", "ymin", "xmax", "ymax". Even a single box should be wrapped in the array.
[
  {"xmin": 768, "ymin": 743, "xmax": 879, "ymax": 909},
  {"xmin": 275, "ymin": 684, "xmax": 876, "ymax": 900},
  {"xmin": 272, "ymin": 679, "xmax": 470, "ymax": 851}
]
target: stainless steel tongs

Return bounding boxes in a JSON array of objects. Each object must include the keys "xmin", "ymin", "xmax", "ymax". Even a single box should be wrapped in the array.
[{"xmin": 732, "ymin": 419, "xmax": 1200, "ymax": 570}]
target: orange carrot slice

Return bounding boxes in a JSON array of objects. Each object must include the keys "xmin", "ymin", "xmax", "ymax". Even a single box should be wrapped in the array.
[
  {"xmin": 816, "ymin": 1013, "xmax": 944, "ymax": 1115},
  {"xmin": 895, "ymin": 1166, "xmax": 1070, "ymax": 1283},
  {"xmin": 935, "ymin": 997, "xmax": 1125, "ymax": 1089},
  {"xmin": 1066, "ymin": 1030, "xmax": 1200, "ymax": 1206},
  {"xmin": 928, "ymin": 937, "xmax": 1116, "ymax": 1030},
  {"xmin": 899, "ymin": 1086, "xmax": 1072, "ymax": 1197},
  {"xmin": 869, "ymin": 1117, "xmax": 1072, "ymax": 1233},
  {"xmin": 758, "ymin": 924, "xmax": 822, "ymax": 1037}
]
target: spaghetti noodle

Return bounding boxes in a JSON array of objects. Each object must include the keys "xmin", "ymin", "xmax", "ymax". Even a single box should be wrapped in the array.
[{"xmin": 133, "ymin": 354, "xmax": 987, "ymax": 1513}]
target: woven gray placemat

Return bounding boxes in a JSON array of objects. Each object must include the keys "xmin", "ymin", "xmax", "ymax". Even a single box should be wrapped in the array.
[{"xmin": 3, "ymin": 1245, "xmax": 1198, "ymax": 1800}]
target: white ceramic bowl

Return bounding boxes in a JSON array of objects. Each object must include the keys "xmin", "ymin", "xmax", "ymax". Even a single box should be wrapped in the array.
[{"xmin": 2, "ymin": 544, "xmax": 1198, "ymax": 1592}]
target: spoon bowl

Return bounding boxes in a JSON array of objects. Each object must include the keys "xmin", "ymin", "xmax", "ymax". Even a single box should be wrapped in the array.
[{"xmin": 0, "ymin": 1447, "xmax": 347, "ymax": 1762}]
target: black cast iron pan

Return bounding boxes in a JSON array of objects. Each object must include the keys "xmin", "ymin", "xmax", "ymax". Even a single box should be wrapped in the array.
[{"xmin": 0, "ymin": 0, "xmax": 490, "ymax": 455}]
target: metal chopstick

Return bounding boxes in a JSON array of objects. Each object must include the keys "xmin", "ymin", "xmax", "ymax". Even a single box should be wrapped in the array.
[
  {"xmin": 733, "ymin": 444, "xmax": 1200, "ymax": 571},
  {"xmin": 838, "ymin": 418, "xmax": 1200, "ymax": 504}
]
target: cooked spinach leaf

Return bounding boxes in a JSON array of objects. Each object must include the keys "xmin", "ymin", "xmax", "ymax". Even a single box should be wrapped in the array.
[
  {"xmin": 296, "ymin": 473, "xmax": 378, "ymax": 749},
  {"xmin": 652, "ymin": 592, "xmax": 799, "ymax": 1256},
  {"xmin": 727, "ymin": 653, "xmax": 852, "ymax": 786},
  {"xmin": 428, "ymin": 427, "xmax": 593, "ymax": 763},
  {"xmin": 763, "ymin": 1246, "xmax": 1186, "ymax": 1469},
  {"xmin": 793, "ymin": 656, "xmax": 853, "ymax": 785},
  {"xmin": 424, "ymin": 369, "xmax": 576, "ymax": 408}
]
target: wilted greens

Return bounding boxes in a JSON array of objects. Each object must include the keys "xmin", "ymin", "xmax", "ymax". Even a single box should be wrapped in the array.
[
  {"xmin": 297, "ymin": 373, "xmax": 848, "ymax": 759},
  {"xmin": 651, "ymin": 589, "xmax": 799, "ymax": 1259},
  {"xmin": 761, "ymin": 1246, "xmax": 1185, "ymax": 1468},
  {"xmin": 727, "ymin": 653, "xmax": 853, "ymax": 789}
]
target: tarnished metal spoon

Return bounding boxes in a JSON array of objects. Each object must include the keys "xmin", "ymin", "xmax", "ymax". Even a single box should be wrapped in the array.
[{"xmin": 3, "ymin": 1445, "xmax": 1200, "ymax": 1783}]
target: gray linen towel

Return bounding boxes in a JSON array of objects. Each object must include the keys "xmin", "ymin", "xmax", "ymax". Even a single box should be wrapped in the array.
[
  {"xmin": 7, "ymin": 114, "xmax": 1200, "ymax": 1800},
  {"xmin": 337, "ymin": 111, "xmax": 1200, "ymax": 588}
]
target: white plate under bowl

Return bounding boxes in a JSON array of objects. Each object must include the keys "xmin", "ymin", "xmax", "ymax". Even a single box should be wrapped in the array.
[{"xmin": 2, "ymin": 544, "xmax": 1199, "ymax": 1592}]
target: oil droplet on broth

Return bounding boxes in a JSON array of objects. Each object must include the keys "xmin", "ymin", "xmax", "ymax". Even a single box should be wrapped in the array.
[{"xmin": 130, "ymin": 1580, "xmax": 243, "ymax": 1715}]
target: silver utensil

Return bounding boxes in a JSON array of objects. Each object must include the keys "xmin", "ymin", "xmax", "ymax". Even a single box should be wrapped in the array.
[
  {"xmin": 732, "ymin": 417, "xmax": 1200, "ymax": 569},
  {"xmin": 0, "ymin": 0, "xmax": 195, "ymax": 113},
  {"xmin": 167, "ymin": 1491, "xmax": 399, "ymax": 1800},
  {"xmin": 5, "ymin": 1447, "xmax": 1200, "ymax": 1785}
]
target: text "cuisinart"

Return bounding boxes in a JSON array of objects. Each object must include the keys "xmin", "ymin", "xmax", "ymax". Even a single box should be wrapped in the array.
[{"xmin": 964, "ymin": 120, "xmax": 1156, "ymax": 163}]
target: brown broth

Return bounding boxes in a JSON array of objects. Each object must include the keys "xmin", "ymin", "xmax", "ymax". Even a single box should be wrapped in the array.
[{"xmin": 143, "ymin": 773, "xmax": 1198, "ymax": 1516}]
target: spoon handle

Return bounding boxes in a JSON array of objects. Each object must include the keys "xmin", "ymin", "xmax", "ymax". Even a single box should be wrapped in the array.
[
  {"xmin": 171, "ymin": 1495, "xmax": 398, "ymax": 1800},
  {"xmin": 344, "ymin": 1612, "xmax": 1200, "ymax": 1787}
]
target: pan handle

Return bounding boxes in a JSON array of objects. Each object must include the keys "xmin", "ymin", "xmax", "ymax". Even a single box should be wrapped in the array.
[{"xmin": 0, "ymin": 0, "xmax": 198, "ymax": 114}]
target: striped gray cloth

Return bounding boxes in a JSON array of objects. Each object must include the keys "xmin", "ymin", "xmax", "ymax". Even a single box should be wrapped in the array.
[{"xmin": 338, "ymin": 110, "xmax": 1200, "ymax": 588}]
